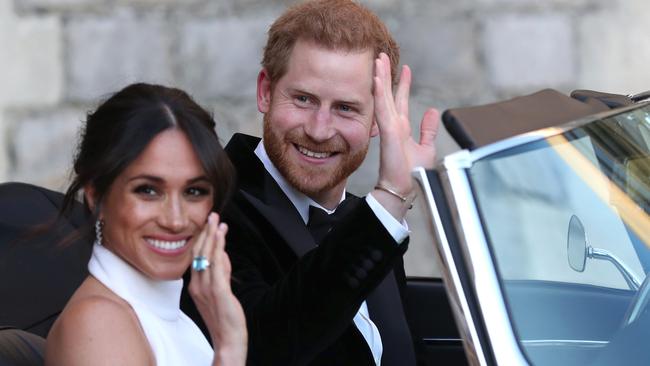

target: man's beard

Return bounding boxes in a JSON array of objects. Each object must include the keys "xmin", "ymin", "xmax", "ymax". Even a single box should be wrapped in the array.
[{"xmin": 263, "ymin": 112, "xmax": 368, "ymax": 197}]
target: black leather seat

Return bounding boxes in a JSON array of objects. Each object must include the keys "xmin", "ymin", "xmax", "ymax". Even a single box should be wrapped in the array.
[
  {"xmin": 0, "ymin": 327, "xmax": 46, "ymax": 366},
  {"xmin": 0, "ymin": 182, "xmax": 91, "ymax": 364}
]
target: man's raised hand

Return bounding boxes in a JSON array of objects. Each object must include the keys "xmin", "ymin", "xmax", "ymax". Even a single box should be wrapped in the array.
[{"xmin": 372, "ymin": 52, "xmax": 440, "ymax": 219}]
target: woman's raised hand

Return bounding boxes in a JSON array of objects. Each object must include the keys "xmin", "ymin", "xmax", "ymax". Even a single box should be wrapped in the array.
[{"xmin": 189, "ymin": 213, "xmax": 247, "ymax": 366}]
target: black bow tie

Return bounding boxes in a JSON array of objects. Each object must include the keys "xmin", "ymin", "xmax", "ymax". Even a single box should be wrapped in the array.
[{"xmin": 307, "ymin": 198, "xmax": 354, "ymax": 245}]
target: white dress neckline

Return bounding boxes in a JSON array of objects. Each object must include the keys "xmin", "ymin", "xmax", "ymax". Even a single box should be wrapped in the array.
[{"xmin": 88, "ymin": 243, "xmax": 213, "ymax": 365}]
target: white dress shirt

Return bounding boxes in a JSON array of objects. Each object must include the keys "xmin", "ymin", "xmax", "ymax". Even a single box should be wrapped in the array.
[{"xmin": 254, "ymin": 141, "xmax": 409, "ymax": 365}]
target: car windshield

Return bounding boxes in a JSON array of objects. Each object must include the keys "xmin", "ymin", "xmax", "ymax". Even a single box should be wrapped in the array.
[{"xmin": 469, "ymin": 104, "xmax": 650, "ymax": 365}]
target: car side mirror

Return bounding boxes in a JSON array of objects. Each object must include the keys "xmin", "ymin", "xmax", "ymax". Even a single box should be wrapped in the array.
[
  {"xmin": 567, "ymin": 215, "xmax": 587, "ymax": 272},
  {"xmin": 567, "ymin": 214, "xmax": 641, "ymax": 290}
]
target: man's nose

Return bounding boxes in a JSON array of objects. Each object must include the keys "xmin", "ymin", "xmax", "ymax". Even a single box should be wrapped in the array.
[
  {"xmin": 159, "ymin": 195, "xmax": 188, "ymax": 232},
  {"xmin": 304, "ymin": 108, "xmax": 335, "ymax": 142}
]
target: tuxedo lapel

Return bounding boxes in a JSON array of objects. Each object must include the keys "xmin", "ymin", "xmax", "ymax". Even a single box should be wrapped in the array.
[
  {"xmin": 367, "ymin": 271, "xmax": 416, "ymax": 366},
  {"xmin": 226, "ymin": 134, "xmax": 317, "ymax": 257},
  {"xmin": 240, "ymin": 190, "xmax": 316, "ymax": 257}
]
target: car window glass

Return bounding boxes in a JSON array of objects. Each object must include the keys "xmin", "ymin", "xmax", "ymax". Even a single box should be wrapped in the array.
[
  {"xmin": 404, "ymin": 199, "xmax": 442, "ymax": 278},
  {"xmin": 471, "ymin": 135, "xmax": 643, "ymax": 288}
]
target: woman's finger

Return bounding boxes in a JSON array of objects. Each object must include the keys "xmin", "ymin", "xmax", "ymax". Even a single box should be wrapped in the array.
[
  {"xmin": 201, "ymin": 213, "xmax": 219, "ymax": 285},
  {"xmin": 211, "ymin": 222, "xmax": 229, "ymax": 288},
  {"xmin": 216, "ymin": 223, "xmax": 228, "ymax": 253},
  {"xmin": 189, "ymin": 216, "xmax": 211, "ymax": 293},
  {"xmin": 190, "ymin": 213, "xmax": 216, "ymax": 297},
  {"xmin": 221, "ymin": 250, "xmax": 233, "ymax": 284},
  {"xmin": 204, "ymin": 213, "xmax": 219, "ymax": 261},
  {"xmin": 190, "ymin": 216, "xmax": 210, "ymax": 301},
  {"xmin": 191, "ymin": 216, "xmax": 210, "ymax": 258}
]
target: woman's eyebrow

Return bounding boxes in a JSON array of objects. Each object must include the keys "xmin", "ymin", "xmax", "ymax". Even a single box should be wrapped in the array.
[
  {"xmin": 187, "ymin": 176, "xmax": 210, "ymax": 184},
  {"xmin": 127, "ymin": 175, "xmax": 210, "ymax": 184},
  {"xmin": 128, "ymin": 175, "xmax": 163, "ymax": 183}
]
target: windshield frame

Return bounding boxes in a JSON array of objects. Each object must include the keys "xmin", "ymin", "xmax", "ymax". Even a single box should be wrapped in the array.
[{"xmin": 420, "ymin": 101, "xmax": 650, "ymax": 366}]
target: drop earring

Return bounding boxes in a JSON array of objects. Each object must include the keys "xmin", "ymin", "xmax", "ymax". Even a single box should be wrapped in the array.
[{"xmin": 95, "ymin": 219, "xmax": 104, "ymax": 246}]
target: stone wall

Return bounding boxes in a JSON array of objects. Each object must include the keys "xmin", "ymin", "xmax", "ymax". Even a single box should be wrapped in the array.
[{"xmin": 2, "ymin": 0, "xmax": 650, "ymax": 276}]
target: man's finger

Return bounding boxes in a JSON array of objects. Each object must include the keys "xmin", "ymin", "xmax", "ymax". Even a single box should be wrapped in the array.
[
  {"xmin": 394, "ymin": 65, "xmax": 411, "ymax": 119},
  {"xmin": 373, "ymin": 74, "xmax": 389, "ymax": 129},
  {"xmin": 419, "ymin": 108, "xmax": 440, "ymax": 147},
  {"xmin": 379, "ymin": 53, "xmax": 392, "ymax": 95}
]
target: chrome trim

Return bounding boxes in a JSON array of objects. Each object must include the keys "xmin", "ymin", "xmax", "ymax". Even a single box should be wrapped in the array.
[
  {"xmin": 421, "ymin": 337, "xmax": 463, "ymax": 343},
  {"xmin": 444, "ymin": 132, "xmax": 551, "ymax": 168},
  {"xmin": 441, "ymin": 165, "xmax": 530, "ymax": 365},
  {"xmin": 628, "ymin": 91, "xmax": 650, "ymax": 103},
  {"xmin": 588, "ymin": 247, "xmax": 641, "ymax": 290},
  {"xmin": 443, "ymin": 150, "xmax": 473, "ymax": 170},
  {"xmin": 624, "ymin": 271, "xmax": 650, "ymax": 325},
  {"xmin": 412, "ymin": 167, "xmax": 488, "ymax": 366},
  {"xmin": 521, "ymin": 339, "xmax": 608, "ymax": 348}
]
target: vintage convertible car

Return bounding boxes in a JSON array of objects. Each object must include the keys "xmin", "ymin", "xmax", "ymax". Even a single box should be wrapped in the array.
[
  {"xmin": 408, "ymin": 89, "xmax": 650, "ymax": 365},
  {"xmin": 1, "ymin": 88, "xmax": 648, "ymax": 365}
]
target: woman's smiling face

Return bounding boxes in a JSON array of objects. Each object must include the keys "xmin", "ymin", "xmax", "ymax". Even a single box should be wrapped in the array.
[{"xmin": 96, "ymin": 128, "xmax": 214, "ymax": 280}]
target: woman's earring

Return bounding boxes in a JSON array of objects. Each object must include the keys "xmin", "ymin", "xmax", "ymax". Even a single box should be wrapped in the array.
[{"xmin": 95, "ymin": 219, "xmax": 104, "ymax": 246}]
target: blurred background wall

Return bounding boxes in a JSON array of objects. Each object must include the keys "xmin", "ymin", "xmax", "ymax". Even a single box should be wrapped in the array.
[{"xmin": 1, "ymin": 0, "xmax": 649, "ymax": 275}]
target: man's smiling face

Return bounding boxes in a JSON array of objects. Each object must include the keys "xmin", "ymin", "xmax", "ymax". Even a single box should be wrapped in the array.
[{"xmin": 259, "ymin": 39, "xmax": 378, "ymax": 205}]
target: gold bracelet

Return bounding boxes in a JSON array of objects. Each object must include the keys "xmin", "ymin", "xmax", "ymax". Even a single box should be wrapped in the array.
[{"xmin": 374, "ymin": 183, "xmax": 416, "ymax": 209}]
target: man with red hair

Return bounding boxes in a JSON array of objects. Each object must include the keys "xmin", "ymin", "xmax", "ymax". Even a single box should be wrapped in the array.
[{"xmin": 185, "ymin": 1, "xmax": 440, "ymax": 364}]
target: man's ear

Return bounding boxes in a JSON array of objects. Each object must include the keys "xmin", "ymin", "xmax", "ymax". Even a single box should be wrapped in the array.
[
  {"xmin": 257, "ymin": 68, "xmax": 272, "ymax": 113},
  {"xmin": 370, "ymin": 118, "xmax": 379, "ymax": 137},
  {"xmin": 83, "ymin": 184, "xmax": 99, "ymax": 216}
]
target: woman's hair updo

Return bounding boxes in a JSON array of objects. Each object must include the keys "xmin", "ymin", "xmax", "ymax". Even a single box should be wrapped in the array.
[{"xmin": 61, "ymin": 83, "xmax": 235, "ymax": 222}]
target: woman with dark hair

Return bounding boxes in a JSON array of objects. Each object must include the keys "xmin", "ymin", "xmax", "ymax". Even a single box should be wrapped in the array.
[{"xmin": 44, "ymin": 83, "xmax": 247, "ymax": 365}]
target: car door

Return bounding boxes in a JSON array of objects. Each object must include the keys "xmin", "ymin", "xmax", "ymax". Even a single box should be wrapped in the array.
[
  {"xmin": 400, "ymin": 187, "xmax": 469, "ymax": 365},
  {"xmin": 416, "ymin": 102, "xmax": 650, "ymax": 365}
]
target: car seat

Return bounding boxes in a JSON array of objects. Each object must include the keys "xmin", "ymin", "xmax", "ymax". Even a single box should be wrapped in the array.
[{"xmin": 0, "ymin": 182, "xmax": 90, "ymax": 364}]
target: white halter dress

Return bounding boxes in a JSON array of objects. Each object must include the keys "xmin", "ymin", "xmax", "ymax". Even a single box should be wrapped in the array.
[{"xmin": 88, "ymin": 243, "xmax": 214, "ymax": 365}]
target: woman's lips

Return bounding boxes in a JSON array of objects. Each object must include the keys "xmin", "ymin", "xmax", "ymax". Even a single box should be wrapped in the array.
[{"xmin": 145, "ymin": 237, "xmax": 192, "ymax": 256}]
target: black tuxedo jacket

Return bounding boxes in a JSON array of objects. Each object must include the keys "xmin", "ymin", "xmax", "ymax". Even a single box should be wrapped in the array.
[{"xmin": 182, "ymin": 134, "xmax": 417, "ymax": 365}]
